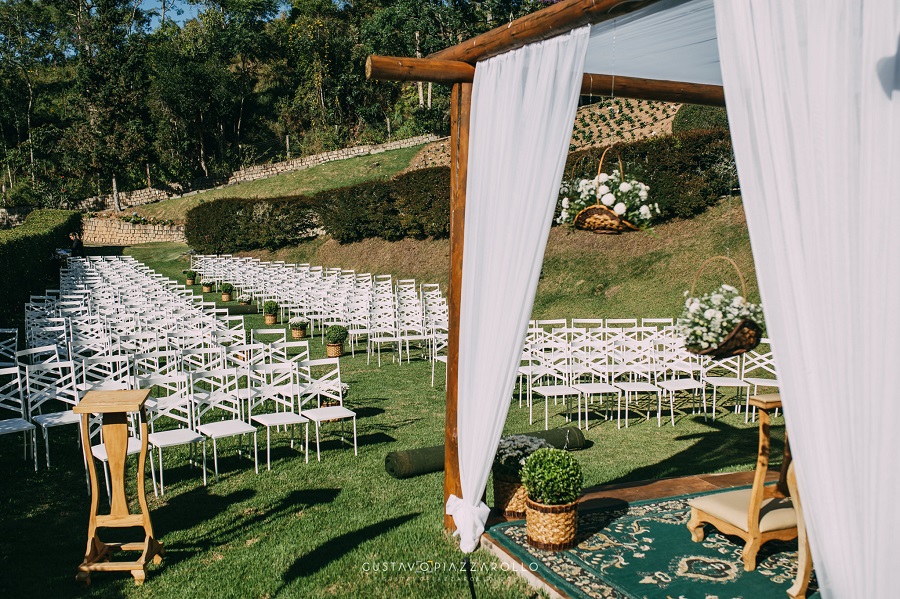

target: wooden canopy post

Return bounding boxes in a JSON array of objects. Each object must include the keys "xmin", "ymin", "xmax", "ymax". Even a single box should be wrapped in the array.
[{"xmin": 444, "ymin": 82, "xmax": 471, "ymax": 530}]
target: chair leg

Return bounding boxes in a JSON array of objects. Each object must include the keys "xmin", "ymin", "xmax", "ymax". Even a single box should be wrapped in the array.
[
  {"xmin": 315, "ymin": 421, "xmax": 321, "ymax": 461},
  {"xmin": 266, "ymin": 427, "xmax": 271, "ymax": 471},
  {"xmin": 212, "ymin": 438, "xmax": 219, "ymax": 481},
  {"xmin": 202, "ymin": 440, "xmax": 207, "ymax": 486},
  {"xmin": 149, "ymin": 446, "xmax": 159, "ymax": 497},
  {"xmin": 669, "ymin": 391, "xmax": 676, "ymax": 426},
  {"xmin": 686, "ymin": 509, "xmax": 706, "ymax": 542},
  {"xmin": 742, "ymin": 538, "xmax": 761, "ymax": 572},
  {"xmin": 352, "ymin": 417, "xmax": 357, "ymax": 456},
  {"xmin": 253, "ymin": 432, "xmax": 258, "ymax": 474},
  {"xmin": 43, "ymin": 427, "xmax": 50, "ymax": 469},
  {"xmin": 304, "ymin": 422, "xmax": 309, "ymax": 463}
]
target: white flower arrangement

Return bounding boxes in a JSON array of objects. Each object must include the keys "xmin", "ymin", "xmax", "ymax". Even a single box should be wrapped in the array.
[
  {"xmin": 289, "ymin": 316, "xmax": 309, "ymax": 330},
  {"xmin": 340, "ymin": 383, "xmax": 350, "ymax": 398},
  {"xmin": 236, "ymin": 294, "xmax": 252, "ymax": 303},
  {"xmin": 677, "ymin": 284, "xmax": 764, "ymax": 351},
  {"xmin": 493, "ymin": 434, "xmax": 552, "ymax": 480},
  {"xmin": 557, "ymin": 168, "xmax": 659, "ymax": 226}
]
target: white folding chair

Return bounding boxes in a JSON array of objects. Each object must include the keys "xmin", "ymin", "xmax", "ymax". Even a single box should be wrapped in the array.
[
  {"xmin": 25, "ymin": 360, "xmax": 81, "ymax": 468},
  {"xmin": 248, "ymin": 363, "xmax": 309, "ymax": 470},
  {"xmin": 298, "ymin": 358, "xmax": 356, "ymax": 461},
  {"xmin": 0, "ymin": 366, "xmax": 37, "ymax": 470}
]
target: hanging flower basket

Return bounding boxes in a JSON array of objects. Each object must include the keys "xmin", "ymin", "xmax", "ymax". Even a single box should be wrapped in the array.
[
  {"xmin": 679, "ymin": 256, "xmax": 763, "ymax": 359},
  {"xmin": 561, "ymin": 146, "xmax": 657, "ymax": 234}
]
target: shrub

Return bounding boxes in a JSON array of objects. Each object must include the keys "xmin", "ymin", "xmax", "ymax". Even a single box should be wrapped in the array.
[
  {"xmin": 325, "ymin": 325, "xmax": 348, "ymax": 344},
  {"xmin": 0, "ymin": 210, "xmax": 82, "ymax": 327},
  {"xmin": 520, "ymin": 448, "xmax": 583, "ymax": 506},
  {"xmin": 184, "ymin": 270, "xmax": 197, "ymax": 280},
  {"xmin": 184, "ymin": 196, "xmax": 319, "ymax": 254},
  {"xmin": 263, "ymin": 300, "xmax": 278, "ymax": 315},
  {"xmin": 221, "ymin": 283, "xmax": 234, "ymax": 294},
  {"xmin": 672, "ymin": 104, "xmax": 730, "ymax": 133},
  {"xmin": 563, "ymin": 130, "xmax": 736, "ymax": 222}
]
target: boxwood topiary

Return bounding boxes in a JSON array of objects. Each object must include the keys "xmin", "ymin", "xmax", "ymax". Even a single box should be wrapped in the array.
[
  {"xmin": 325, "ymin": 325, "xmax": 349, "ymax": 344},
  {"xmin": 221, "ymin": 283, "xmax": 234, "ymax": 294},
  {"xmin": 520, "ymin": 448, "xmax": 583, "ymax": 506},
  {"xmin": 263, "ymin": 300, "xmax": 278, "ymax": 315}
]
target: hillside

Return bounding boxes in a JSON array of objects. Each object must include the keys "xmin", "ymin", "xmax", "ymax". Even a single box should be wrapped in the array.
[{"xmin": 127, "ymin": 196, "xmax": 757, "ymax": 321}]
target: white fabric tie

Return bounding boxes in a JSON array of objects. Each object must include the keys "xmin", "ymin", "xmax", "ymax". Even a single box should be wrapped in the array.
[{"xmin": 446, "ymin": 495, "xmax": 491, "ymax": 553}]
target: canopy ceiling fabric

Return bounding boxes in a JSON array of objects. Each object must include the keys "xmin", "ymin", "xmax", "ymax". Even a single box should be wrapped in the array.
[{"xmin": 584, "ymin": 0, "xmax": 721, "ymax": 85}]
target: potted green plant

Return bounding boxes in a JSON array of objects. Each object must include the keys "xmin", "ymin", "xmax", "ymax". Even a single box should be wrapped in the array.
[
  {"xmin": 236, "ymin": 293, "xmax": 251, "ymax": 306},
  {"xmin": 220, "ymin": 283, "xmax": 234, "ymax": 302},
  {"xmin": 289, "ymin": 316, "xmax": 309, "ymax": 339},
  {"xmin": 263, "ymin": 300, "xmax": 279, "ymax": 325},
  {"xmin": 201, "ymin": 280, "xmax": 213, "ymax": 293},
  {"xmin": 184, "ymin": 270, "xmax": 197, "ymax": 286},
  {"xmin": 521, "ymin": 448, "xmax": 583, "ymax": 550},
  {"xmin": 492, "ymin": 435, "xmax": 552, "ymax": 519},
  {"xmin": 324, "ymin": 325, "xmax": 348, "ymax": 357}
]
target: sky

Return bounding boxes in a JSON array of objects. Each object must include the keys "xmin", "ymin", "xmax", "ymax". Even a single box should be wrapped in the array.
[{"xmin": 139, "ymin": 0, "xmax": 201, "ymax": 28}]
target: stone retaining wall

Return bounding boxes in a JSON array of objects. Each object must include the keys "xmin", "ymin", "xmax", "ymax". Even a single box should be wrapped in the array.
[
  {"xmin": 75, "ymin": 134, "xmax": 440, "ymax": 212},
  {"xmin": 82, "ymin": 217, "xmax": 186, "ymax": 246}
]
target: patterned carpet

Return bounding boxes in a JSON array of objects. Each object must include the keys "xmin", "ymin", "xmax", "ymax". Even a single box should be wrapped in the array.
[{"xmin": 488, "ymin": 490, "xmax": 818, "ymax": 599}]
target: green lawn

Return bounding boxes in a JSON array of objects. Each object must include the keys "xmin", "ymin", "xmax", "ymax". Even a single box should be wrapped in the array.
[
  {"xmin": 0, "ymin": 248, "xmax": 782, "ymax": 598},
  {"xmin": 2, "ymin": 201, "xmax": 780, "ymax": 597},
  {"xmin": 133, "ymin": 145, "xmax": 423, "ymax": 223}
]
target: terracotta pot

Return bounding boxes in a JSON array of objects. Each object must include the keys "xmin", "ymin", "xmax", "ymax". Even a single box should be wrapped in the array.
[
  {"xmin": 264, "ymin": 314, "xmax": 277, "ymax": 325},
  {"xmin": 326, "ymin": 343, "xmax": 344, "ymax": 358},
  {"xmin": 291, "ymin": 328, "xmax": 307, "ymax": 340},
  {"xmin": 202, "ymin": 285, "xmax": 212, "ymax": 293},
  {"xmin": 525, "ymin": 497, "xmax": 578, "ymax": 551},
  {"xmin": 186, "ymin": 278, "xmax": 195, "ymax": 286},
  {"xmin": 493, "ymin": 474, "xmax": 527, "ymax": 519},
  {"xmin": 221, "ymin": 293, "xmax": 231, "ymax": 302}
]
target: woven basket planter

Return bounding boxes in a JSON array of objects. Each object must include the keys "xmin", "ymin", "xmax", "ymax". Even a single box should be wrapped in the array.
[
  {"xmin": 526, "ymin": 497, "xmax": 578, "ymax": 551},
  {"xmin": 493, "ymin": 475, "xmax": 527, "ymax": 519},
  {"xmin": 186, "ymin": 278, "xmax": 195, "ymax": 286},
  {"xmin": 326, "ymin": 343, "xmax": 344, "ymax": 358},
  {"xmin": 685, "ymin": 257, "xmax": 762, "ymax": 360},
  {"xmin": 221, "ymin": 293, "xmax": 231, "ymax": 302},
  {"xmin": 201, "ymin": 285, "xmax": 212, "ymax": 293},
  {"xmin": 239, "ymin": 301, "xmax": 250, "ymax": 306},
  {"xmin": 264, "ymin": 314, "xmax": 277, "ymax": 325},
  {"xmin": 291, "ymin": 328, "xmax": 307, "ymax": 340}
]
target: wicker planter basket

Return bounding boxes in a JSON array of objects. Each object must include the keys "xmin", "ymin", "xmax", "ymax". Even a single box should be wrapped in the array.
[
  {"xmin": 525, "ymin": 497, "xmax": 578, "ymax": 551},
  {"xmin": 686, "ymin": 256, "xmax": 762, "ymax": 360},
  {"xmin": 493, "ymin": 475, "xmax": 527, "ymax": 519},
  {"xmin": 573, "ymin": 147, "xmax": 640, "ymax": 235},
  {"xmin": 291, "ymin": 328, "xmax": 307, "ymax": 340},
  {"xmin": 201, "ymin": 285, "xmax": 213, "ymax": 293},
  {"xmin": 186, "ymin": 278, "xmax": 195, "ymax": 286},
  {"xmin": 239, "ymin": 301, "xmax": 250, "ymax": 306},
  {"xmin": 264, "ymin": 314, "xmax": 277, "ymax": 325},
  {"xmin": 326, "ymin": 343, "xmax": 344, "ymax": 358},
  {"xmin": 221, "ymin": 293, "xmax": 231, "ymax": 302}
]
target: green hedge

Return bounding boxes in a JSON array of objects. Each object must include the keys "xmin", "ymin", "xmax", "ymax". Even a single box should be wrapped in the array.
[
  {"xmin": 672, "ymin": 104, "xmax": 730, "ymax": 133},
  {"xmin": 185, "ymin": 196, "xmax": 320, "ymax": 254},
  {"xmin": 185, "ymin": 167, "xmax": 450, "ymax": 250},
  {"xmin": 563, "ymin": 130, "xmax": 737, "ymax": 221},
  {"xmin": 0, "ymin": 210, "xmax": 82, "ymax": 327}
]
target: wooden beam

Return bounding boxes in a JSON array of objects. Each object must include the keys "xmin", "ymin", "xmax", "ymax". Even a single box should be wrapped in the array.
[
  {"xmin": 444, "ymin": 82, "xmax": 471, "ymax": 530},
  {"xmin": 366, "ymin": 55, "xmax": 725, "ymax": 107},
  {"xmin": 366, "ymin": 55, "xmax": 475, "ymax": 86},
  {"xmin": 580, "ymin": 74, "xmax": 725, "ymax": 106},
  {"xmin": 430, "ymin": 0, "xmax": 661, "ymax": 64}
]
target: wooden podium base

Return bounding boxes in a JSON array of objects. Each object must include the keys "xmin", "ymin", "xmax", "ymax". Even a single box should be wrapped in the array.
[{"xmin": 74, "ymin": 390, "xmax": 164, "ymax": 585}]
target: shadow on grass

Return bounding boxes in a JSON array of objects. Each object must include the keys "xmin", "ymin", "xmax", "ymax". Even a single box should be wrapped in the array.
[
  {"xmin": 85, "ymin": 245, "xmax": 126, "ymax": 256},
  {"xmin": 605, "ymin": 416, "xmax": 785, "ymax": 486},
  {"xmin": 280, "ymin": 512, "xmax": 421, "ymax": 585}
]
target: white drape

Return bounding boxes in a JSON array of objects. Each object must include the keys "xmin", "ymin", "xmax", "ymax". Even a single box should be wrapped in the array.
[
  {"xmin": 715, "ymin": 2, "xmax": 900, "ymax": 596},
  {"xmin": 446, "ymin": 26, "xmax": 590, "ymax": 553}
]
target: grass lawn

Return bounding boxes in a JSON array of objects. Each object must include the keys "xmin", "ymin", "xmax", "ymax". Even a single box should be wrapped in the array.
[
  {"xmin": 0, "ymin": 244, "xmax": 783, "ymax": 598},
  {"xmin": 133, "ymin": 145, "xmax": 423, "ymax": 223}
]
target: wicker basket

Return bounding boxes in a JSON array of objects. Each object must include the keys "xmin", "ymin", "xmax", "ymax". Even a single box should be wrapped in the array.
[
  {"xmin": 493, "ymin": 475, "xmax": 528, "ymax": 519},
  {"xmin": 202, "ymin": 285, "xmax": 212, "ymax": 293},
  {"xmin": 186, "ymin": 278, "xmax": 195, "ymax": 286},
  {"xmin": 264, "ymin": 314, "xmax": 277, "ymax": 325},
  {"xmin": 686, "ymin": 256, "xmax": 762, "ymax": 359},
  {"xmin": 525, "ymin": 497, "xmax": 578, "ymax": 551},
  {"xmin": 291, "ymin": 328, "xmax": 306, "ymax": 340},
  {"xmin": 221, "ymin": 293, "xmax": 231, "ymax": 302},
  {"xmin": 326, "ymin": 343, "xmax": 343, "ymax": 358},
  {"xmin": 573, "ymin": 146, "xmax": 639, "ymax": 234}
]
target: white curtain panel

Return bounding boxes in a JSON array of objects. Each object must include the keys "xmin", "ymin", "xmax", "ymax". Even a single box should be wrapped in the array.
[
  {"xmin": 715, "ymin": 1, "xmax": 900, "ymax": 596},
  {"xmin": 446, "ymin": 26, "xmax": 590, "ymax": 553}
]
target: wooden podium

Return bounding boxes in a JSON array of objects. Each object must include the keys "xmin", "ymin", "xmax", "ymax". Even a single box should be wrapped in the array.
[{"xmin": 74, "ymin": 389, "xmax": 164, "ymax": 585}]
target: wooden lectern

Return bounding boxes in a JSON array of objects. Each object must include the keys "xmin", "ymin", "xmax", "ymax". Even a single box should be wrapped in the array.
[{"xmin": 74, "ymin": 389, "xmax": 164, "ymax": 585}]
